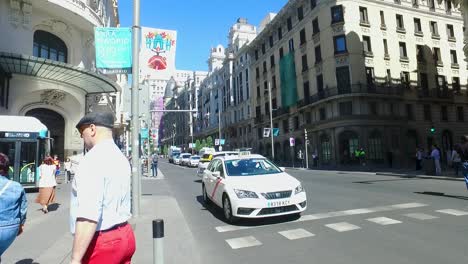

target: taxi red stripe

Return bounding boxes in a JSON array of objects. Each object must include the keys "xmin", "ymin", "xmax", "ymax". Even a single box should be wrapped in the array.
[{"xmin": 211, "ymin": 178, "xmax": 222, "ymax": 199}]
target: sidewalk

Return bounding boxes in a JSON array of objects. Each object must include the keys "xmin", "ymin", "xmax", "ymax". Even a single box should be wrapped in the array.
[
  {"xmin": 1, "ymin": 169, "xmax": 199, "ymax": 264},
  {"xmin": 285, "ymin": 166, "xmax": 464, "ymax": 182}
]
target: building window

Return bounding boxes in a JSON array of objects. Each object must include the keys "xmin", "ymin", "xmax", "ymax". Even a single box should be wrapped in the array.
[
  {"xmin": 319, "ymin": 108, "xmax": 326, "ymax": 120},
  {"xmin": 298, "ymin": 6, "xmax": 304, "ymax": 21},
  {"xmin": 334, "ymin": 35, "xmax": 347, "ymax": 54},
  {"xmin": 368, "ymin": 131, "xmax": 384, "ymax": 160},
  {"xmin": 279, "ymin": 47, "xmax": 284, "ymax": 58},
  {"xmin": 453, "ymin": 77, "xmax": 460, "ymax": 93},
  {"xmin": 321, "ymin": 134, "xmax": 332, "ymax": 162},
  {"xmin": 283, "ymin": 119, "xmax": 289, "ymax": 132},
  {"xmin": 272, "ymin": 98, "xmax": 277, "ymax": 110},
  {"xmin": 289, "ymin": 38, "xmax": 295, "ymax": 52},
  {"xmin": 256, "ymin": 86, "xmax": 260, "ymax": 97},
  {"xmin": 396, "ymin": 14, "xmax": 405, "ymax": 31},
  {"xmin": 272, "ymin": 75, "xmax": 277, "ymax": 89},
  {"xmin": 359, "ymin": 7, "xmax": 369, "ymax": 24},
  {"xmin": 414, "ymin": 18, "xmax": 422, "ymax": 34},
  {"xmin": 441, "ymin": 106, "xmax": 448, "ymax": 121},
  {"xmin": 270, "ymin": 55, "xmax": 275, "ymax": 68},
  {"xmin": 265, "ymin": 102, "xmax": 269, "ymax": 114},
  {"xmin": 369, "ymin": 102, "xmax": 378, "ymax": 115},
  {"xmin": 312, "ymin": 19, "xmax": 320, "ymax": 35},
  {"xmin": 300, "ymin": 28, "xmax": 307, "ymax": 45},
  {"xmin": 33, "ymin": 30, "xmax": 68, "ymax": 63},
  {"xmin": 287, "ymin": 17, "xmax": 293, "ymax": 31},
  {"xmin": 424, "ymin": 104, "xmax": 432, "ymax": 121},
  {"xmin": 301, "ymin": 54, "xmax": 308, "ymax": 72},
  {"xmin": 399, "ymin": 42, "xmax": 408, "ymax": 59},
  {"xmin": 400, "ymin": 71, "xmax": 410, "ymax": 86},
  {"xmin": 433, "ymin": 47, "xmax": 442, "ymax": 64},
  {"xmin": 428, "ymin": 0, "xmax": 435, "ymax": 10},
  {"xmin": 380, "ymin": 11, "xmax": 386, "ymax": 27},
  {"xmin": 255, "ymin": 50, "xmax": 259, "ymax": 60},
  {"xmin": 336, "ymin": 66, "xmax": 351, "ymax": 93},
  {"xmin": 412, "ymin": 0, "xmax": 419, "ymax": 7},
  {"xmin": 315, "ymin": 45, "xmax": 322, "ymax": 63},
  {"xmin": 416, "ymin": 45, "xmax": 425, "ymax": 62},
  {"xmin": 278, "ymin": 27, "xmax": 283, "ymax": 40},
  {"xmin": 445, "ymin": 0, "xmax": 452, "ymax": 13},
  {"xmin": 262, "ymin": 43, "xmax": 266, "ymax": 54},
  {"xmin": 457, "ymin": 106, "xmax": 464, "ymax": 121},
  {"xmin": 430, "ymin": 21, "xmax": 439, "ymax": 37},
  {"xmin": 303, "ymin": 81, "xmax": 310, "ymax": 101},
  {"xmin": 317, "ymin": 74, "xmax": 324, "ymax": 93},
  {"xmin": 383, "ymin": 39, "xmax": 389, "ymax": 57},
  {"xmin": 450, "ymin": 50, "xmax": 458, "ymax": 64},
  {"xmin": 331, "ymin": 5, "xmax": 344, "ymax": 24},
  {"xmin": 447, "ymin": 24, "xmax": 455, "ymax": 39},
  {"xmin": 406, "ymin": 104, "xmax": 414, "ymax": 120},
  {"xmin": 339, "ymin": 101, "xmax": 353, "ymax": 116},
  {"xmin": 255, "ymin": 67, "xmax": 260, "ymax": 79},
  {"xmin": 362, "ymin": 36, "xmax": 372, "ymax": 53},
  {"xmin": 311, "ymin": 0, "xmax": 317, "ymax": 9},
  {"xmin": 366, "ymin": 67, "xmax": 375, "ymax": 86},
  {"xmin": 436, "ymin": 75, "xmax": 447, "ymax": 90},
  {"xmin": 269, "ymin": 35, "xmax": 274, "ymax": 48},
  {"xmin": 294, "ymin": 116, "xmax": 300, "ymax": 130},
  {"xmin": 263, "ymin": 61, "xmax": 267, "ymax": 73}
]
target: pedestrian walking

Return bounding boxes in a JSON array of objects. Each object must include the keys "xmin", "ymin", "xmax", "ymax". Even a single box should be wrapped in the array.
[
  {"xmin": 35, "ymin": 156, "xmax": 57, "ymax": 214},
  {"xmin": 455, "ymin": 136, "xmax": 468, "ymax": 190},
  {"xmin": 53, "ymin": 154, "xmax": 61, "ymax": 177},
  {"xmin": 312, "ymin": 150, "xmax": 319, "ymax": 168},
  {"xmin": 70, "ymin": 112, "xmax": 135, "ymax": 264},
  {"xmin": 451, "ymin": 146, "xmax": 461, "ymax": 176},
  {"xmin": 431, "ymin": 144, "xmax": 441, "ymax": 176},
  {"xmin": 415, "ymin": 148, "xmax": 423, "ymax": 170},
  {"xmin": 0, "ymin": 153, "xmax": 27, "ymax": 259},
  {"xmin": 64, "ymin": 157, "xmax": 72, "ymax": 183},
  {"xmin": 151, "ymin": 153, "xmax": 158, "ymax": 177}
]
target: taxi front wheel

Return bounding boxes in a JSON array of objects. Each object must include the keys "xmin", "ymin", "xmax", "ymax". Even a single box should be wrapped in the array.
[
  {"xmin": 202, "ymin": 184, "xmax": 211, "ymax": 206},
  {"xmin": 223, "ymin": 194, "xmax": 238, "ymax": 224}
]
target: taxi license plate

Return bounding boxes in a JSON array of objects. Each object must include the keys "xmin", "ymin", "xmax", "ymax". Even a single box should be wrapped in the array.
[{"xmin": 268, "ymin": 200, "xmax": 290, "ymax": 207}]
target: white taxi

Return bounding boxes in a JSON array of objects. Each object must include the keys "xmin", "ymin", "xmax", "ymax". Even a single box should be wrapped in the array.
[{"xmin": 201, "ymin": 154, "xmax": 307, "ymax": 223}]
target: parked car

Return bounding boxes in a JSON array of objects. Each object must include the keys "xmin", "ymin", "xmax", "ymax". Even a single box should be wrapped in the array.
[
  {"xmin": 201, "ymin": 154, "xmax": 306, "ymax": 223},
  {"xmin": 189, "ymin": 155, "xmax": 201, "ymax": 167},
  {"xmin": 180, "ymin": 153, "xmax": 192, "ymax": 166},
  {"xmin": 197, "ymin": 151, "xmax": 239, "ymax": 178},
  {"xmin": 173, "ymin": 154, "xmax": 181, "ymax": 165}
]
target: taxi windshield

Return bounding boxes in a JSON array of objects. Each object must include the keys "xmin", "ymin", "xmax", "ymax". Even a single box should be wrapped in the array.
[{"xmin": 225, "ymin": 158, "xmax": 282, "ymax": 176}]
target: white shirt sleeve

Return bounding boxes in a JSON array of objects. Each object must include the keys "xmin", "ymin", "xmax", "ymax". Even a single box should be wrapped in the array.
[{"xmin": 75, "ymin": 159, "xmax": 104, "ymax": 222}]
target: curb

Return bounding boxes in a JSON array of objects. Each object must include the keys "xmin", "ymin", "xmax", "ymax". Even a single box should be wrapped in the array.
[{"xmin": 376, "ymin": 172, "xmax": 464, "ymax": 181}]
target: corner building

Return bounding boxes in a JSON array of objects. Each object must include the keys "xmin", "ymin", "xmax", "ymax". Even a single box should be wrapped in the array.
[{"xmin": 249, "ymin": 0, "xmax": 467, "ymax": 168}]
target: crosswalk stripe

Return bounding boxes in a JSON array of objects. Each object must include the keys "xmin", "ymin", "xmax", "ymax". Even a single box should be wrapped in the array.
[
  {"xmin": 278, "ymin": 228, "xmax": 315, "ymax": 240},
  {"xmin": 215, "ymin": 202, "xmax": 427, "ymax": 233},
  {"xmin": 225, "ymin": 236, "xmax": 262, "ymax": 249},
  {"xmin": 367, "ymin": 217, "xmax": 402, "ymax": 225},
  {"xmin": 325, "ymin": 222, "xmax": 361, "ymax": 232},
  {"xmin": 404, "ymin": 213, "xmax": 439, "ymax": 220},
  {"xmin": 436, "ymin": 209, "xmax": 468, "ymax": 216}
]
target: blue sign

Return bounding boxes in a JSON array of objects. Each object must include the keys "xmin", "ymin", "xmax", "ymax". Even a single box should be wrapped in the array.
[
  {"xmin": 95, "ymin": 27, "xmax": 132, "ymax": 74},
  {"xmin": 220, "ymin": 139, "xmax": 226, "ymax": 145},
  {"xmin": 140, "ymin": 128, "xmax": 149, "ymax": 139},
  {"xmin": 273, "ymin": 128, "xmax": 280, "ymax": 137}
]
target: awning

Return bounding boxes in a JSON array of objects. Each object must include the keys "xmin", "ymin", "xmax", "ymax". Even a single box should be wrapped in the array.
[{"xmin": 0, "ymin": 52, "xmax": 120, "ymax": 94}]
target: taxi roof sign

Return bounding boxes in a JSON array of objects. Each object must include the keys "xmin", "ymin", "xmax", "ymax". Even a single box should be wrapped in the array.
[{"xmin": 239, "ymin": 150, "xmax": 251, "ymax": 156}]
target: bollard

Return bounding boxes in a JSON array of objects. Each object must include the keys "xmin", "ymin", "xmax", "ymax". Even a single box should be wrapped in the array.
[{"xmin": 153, "ymin": 219, "xmax": 164, "ymax": 264}]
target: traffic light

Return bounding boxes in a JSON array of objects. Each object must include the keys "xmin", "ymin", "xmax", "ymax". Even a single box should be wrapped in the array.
[{"xmin": 430, "ymin": 126, "xmax": 435, "ymax": 134}]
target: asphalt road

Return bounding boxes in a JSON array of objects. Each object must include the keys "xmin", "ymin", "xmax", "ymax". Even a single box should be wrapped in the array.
[{"xmin": 159, "ymin": 160, "xmax": 468, "ymax": 264}]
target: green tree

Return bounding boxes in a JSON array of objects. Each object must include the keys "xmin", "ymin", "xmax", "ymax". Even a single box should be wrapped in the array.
[
  {"xmin": 201, "ymin": 139, "xmax": 207, "ymax": 149},
  {"xmin": 195, "ymin": 139, "xmax": 202, "ymax": 152},
  {"xmin": 206, "ymin": 136, "xmax": 213, "ymax": 147},
  {"xmin": 163, "ymin": 145, "xmax": 168, "ymax": 155}
]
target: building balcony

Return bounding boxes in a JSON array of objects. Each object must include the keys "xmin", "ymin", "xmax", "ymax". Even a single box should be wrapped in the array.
[
  {"xmin": 42, "ymin": 0, "xmax": 109, "ymax": 27},
  {"xmin": 417, "ymin": 88, "xmax": 454, "ymax": 100}
]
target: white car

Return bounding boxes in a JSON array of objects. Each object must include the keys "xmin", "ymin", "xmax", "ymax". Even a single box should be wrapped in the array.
[
  {"xmin": 189, "ymin": 156, "xmax": 201, "ymax": 167},
  {"xmin": 201, "ymin": 154, "xmax": 307, "ymax": 223},
  {"xmin": 180, "ymin": 153, "xmax": 191, "ymax": 166},
  {"xmin": 173, "ymin": 155, "xmax": 181, "ymax": 165},
  {"xmin": 197, "ymin": 151, "xmax": 239, "ymax": 178}
]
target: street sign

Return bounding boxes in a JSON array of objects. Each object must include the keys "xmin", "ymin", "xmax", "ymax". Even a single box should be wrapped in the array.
[
  {"xmin": 263, "ymin": 128, "xmax": 271, "ymax": 138},
  {"xmin": 220, "ymin": 139, "xmax": 225, "ymax": 145},
  {"xmin": 289, "ymin": 137, "xmax": 295, "ymax": 147},
  {"xmin": 140, "ymin": 128, "xmax": 149, "ymax": 139},
  {"xmin": 215, "ymin": 139, "xmax": 220, "ymax": 146},
  {"xmin": 273, "ymin": 128, "xmax": 280, "ymax": 137}
]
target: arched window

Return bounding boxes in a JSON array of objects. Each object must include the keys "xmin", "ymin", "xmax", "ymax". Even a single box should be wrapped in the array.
[
  {"xmin": 368, "ymin": 130, "xmax": 384, "ymax": 160},
  {"xmin": 320, "ymin": 134, "xmax": 332, "ymax": 162},
  {"xmin": 33, "ymin": 30, "xmax": 68, "ymax": 63}
]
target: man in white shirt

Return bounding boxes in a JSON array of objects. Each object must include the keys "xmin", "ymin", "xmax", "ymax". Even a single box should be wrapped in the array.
[{"xmin": 70, "ymin": 112, "xmax": 135, "ymax": 264}]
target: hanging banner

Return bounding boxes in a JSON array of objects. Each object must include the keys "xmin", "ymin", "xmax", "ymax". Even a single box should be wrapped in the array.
[
  {"xmin": 94, "ymin": 27, "xmax": 132, "ymax": 74},
  {"xmin": 140, "ymin": 27, "xmax": 177, "ymax": 80}
]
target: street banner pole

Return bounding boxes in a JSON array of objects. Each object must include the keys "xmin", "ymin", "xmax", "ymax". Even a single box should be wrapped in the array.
[
  {"xmin": 268, "ymin": 82, "xmax": 274, "ymax": 159},
  {"xmin": 305, "ymin": 128, "xmax": 309, "ymax": 169},
  {"xmin": 131, "ymin": 0, "xmax": 141, "ymax": 217}
]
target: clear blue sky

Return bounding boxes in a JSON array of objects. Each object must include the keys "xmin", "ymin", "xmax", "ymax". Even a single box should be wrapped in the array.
[{"xmin": 119, "ymin": 0, "xmax": 287, "ymax": 72}]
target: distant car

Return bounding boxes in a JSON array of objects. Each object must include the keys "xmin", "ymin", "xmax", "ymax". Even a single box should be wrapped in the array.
[
  {"xmin": 189, "ymin": 156, "xmax": 201, "ymax": 167},
  {"xmin": 180, "ymin": 153, "xmax": 192, "ymax": 166},
  {"xmin": 173, "ymin": 154, "xmax": 181, "ymax": 165},
  {"xmin": 197, "ymin": 151, "xmax": 239, "ymax": 178},
  {"xmin": 201, "ymin": 154, "xmax": 307, "ymax": 223}
]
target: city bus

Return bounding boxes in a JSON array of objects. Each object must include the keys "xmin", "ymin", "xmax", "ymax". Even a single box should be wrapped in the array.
[{"xmin": 0, "ymin": 116, "xmax": 52, "ymax": 188}]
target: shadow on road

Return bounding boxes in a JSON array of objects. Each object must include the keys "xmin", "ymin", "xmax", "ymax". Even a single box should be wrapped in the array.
[
  {"xmin": 195, "ymin": 195, "xmax": 301, "ymax": 226},
  {"xmin": 415, "ymin": 191, "xmax": 468, "ymax": 200},
  {"xmin": 354, "ymin": 178, "xmax": 421, "ymax": 184},
  {"xmin": 15, "ymin": 259, "xmax": 39, "ymax": 264},
  {"xmin": 48, "ymin": 203, "xmax": 60, "ymax": 212},
  {"xmin": 193, "ymin": 179, "xmax": 202, "ymax": 183}
]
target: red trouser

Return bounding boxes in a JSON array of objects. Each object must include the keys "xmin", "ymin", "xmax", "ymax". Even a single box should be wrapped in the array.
[{"xmin": 82, "ymin": 223, "xmax": 136, "ymax": 264}]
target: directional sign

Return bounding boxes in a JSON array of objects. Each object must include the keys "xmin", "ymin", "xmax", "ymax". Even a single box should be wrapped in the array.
[
  {"xmin": 273, "ymin": 128, "xmax": 280, "ymax": 137},
  {"xmin": 220, "ymin": 139, "xmax": 226, "ymax": 145},
  {"xmin": 215, "ymin": 139, "xmax": 220, "ymax": 146},
  {"xmin": 289, "ymin": 137, "xmax": 295, "ymax": 147},
  {"xmin": 263, "ymin": 128, "xmax": 271, "ymax": 138}
]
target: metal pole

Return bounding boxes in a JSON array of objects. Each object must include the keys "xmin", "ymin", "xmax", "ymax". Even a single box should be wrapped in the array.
[
  {"xmin": 305, "ymin": 128, "xmax": 309, "ymax": 169},
  {"xmin": 131, "ymin": 0, "xmax": 141, "ymax": 217},
  {"xmin": 152, "ymin": 219, "xmax": 164, "ymax": 264},
  {"xmin": 218, "ymin": 106, "xmax": 222, "ymax": 151},
  {"xmin": 268, "ymin": 82, "xmax": 274, "ymax": 159}
]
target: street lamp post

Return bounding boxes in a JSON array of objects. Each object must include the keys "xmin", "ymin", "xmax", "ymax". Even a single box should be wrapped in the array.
[{"xmin": 131, "ymin": 0, "xmax": 141, "ymax": 217}]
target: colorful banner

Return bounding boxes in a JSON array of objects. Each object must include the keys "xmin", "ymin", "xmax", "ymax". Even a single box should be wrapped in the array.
[
  {"xmin": 140, "ymin": 27, "xmax": 177, "ymax": 80},
  {"xmin": 94, "ymin": 27, "xmax": 132, "ymax": 74},
  {"xmin": 279, "ymin": 53, "xmax": 298, "ymax": 108}
]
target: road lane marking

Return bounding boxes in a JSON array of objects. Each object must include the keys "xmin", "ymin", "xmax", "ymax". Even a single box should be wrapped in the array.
[
  {"xmin": 215, "ymin": 202, "xmax": 427, "ymax": 233},
  {"xmin": 225, "ymin": 236, "xmax": 262, "ymax": 249},
  {"xmin": 367, "ymin": 217, "xmax": 402, "ymax": 225},
  {"xmin": 404, "ymin": 213, "xmax": 439, "ymax": 220},
  {"xmin": 436, "ymin": 209, "xmax": 468, "ymax": 216},
  {"xmin": 278, "ymin": 228, "xmax": 315, "ymax": 240},
  {"xmin": 325, "ymin": 222, "xmax": 361, "ymax": 232}
]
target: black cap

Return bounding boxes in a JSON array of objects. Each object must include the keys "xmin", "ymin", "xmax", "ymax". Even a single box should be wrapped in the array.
[{"xmin": 75, "ymin": 111, "xmax": 114, "ymax": 129}]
